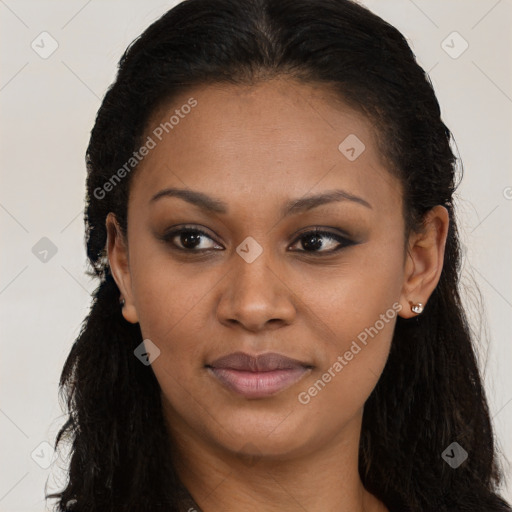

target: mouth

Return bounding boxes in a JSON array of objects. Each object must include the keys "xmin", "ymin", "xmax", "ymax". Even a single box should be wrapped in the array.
[{"xmin": 205, "ymin": 351, "xmax": 313, "ymax": 399}]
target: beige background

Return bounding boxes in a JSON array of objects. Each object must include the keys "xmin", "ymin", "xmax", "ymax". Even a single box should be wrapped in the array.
[{"xmin": 1, "ymin": 0, "xmax": 511, "ymax": 510}]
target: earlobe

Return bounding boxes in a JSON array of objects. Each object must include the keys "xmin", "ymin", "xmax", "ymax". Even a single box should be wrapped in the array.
[
  {"xmin": 398, "ymin": 205, "xmax": 449, "ymax": 319},
  {"xmin": 106, "ymin": 213, "xmax": 139, "ymax": 324}
]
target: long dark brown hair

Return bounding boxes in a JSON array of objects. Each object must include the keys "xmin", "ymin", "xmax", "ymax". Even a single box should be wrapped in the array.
[{"xmin": 47, "ymin": 0, "xmax": 511, "ymax": 510}]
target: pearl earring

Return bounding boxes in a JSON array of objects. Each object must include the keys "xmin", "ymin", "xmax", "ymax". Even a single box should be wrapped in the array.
[{"xmin": 410, "ymin": 302, "xmax": 424, "ymax": 314}]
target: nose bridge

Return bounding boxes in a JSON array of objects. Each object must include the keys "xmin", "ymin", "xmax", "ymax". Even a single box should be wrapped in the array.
[
  {"xmin": 236, "ymin": 240, "xmax": 273, "ymax": 289},
  {"xmin": 217, "ymin": 236, "xmax": 296, "ymax": 330}
]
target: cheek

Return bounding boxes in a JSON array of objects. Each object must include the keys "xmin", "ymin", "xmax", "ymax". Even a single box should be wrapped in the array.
[
  {"xmin": 297, "ymin": 237, "xmax": 404, "ymax": 337},
  {"xmin": 128, "ymin": 249, "xmax": 228, "ymax": 403},
  {"xmin": 295, "ymin": 332, "xmax": 392, "ymax": 440},
  {"xmin": 295, "ymin": 246, "xmax": 404, "ymax": 421},
  {"xmin": 295, "ymin": 280, "xmax": 400, "ymax": 432},
  {"xmin": 128, "ymin": 233, "xmax": 214, "ymax": 342}
]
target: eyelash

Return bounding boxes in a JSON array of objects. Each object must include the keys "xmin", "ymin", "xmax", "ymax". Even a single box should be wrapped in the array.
[{"xmin": 160, "ymin": 225, "xmax": 356, "ymax": 255}]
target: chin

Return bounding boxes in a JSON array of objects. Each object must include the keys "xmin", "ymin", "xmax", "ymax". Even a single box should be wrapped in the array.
[{"xmin": 210, "ymin": 409, "xmax": 318, "ymax": 459}]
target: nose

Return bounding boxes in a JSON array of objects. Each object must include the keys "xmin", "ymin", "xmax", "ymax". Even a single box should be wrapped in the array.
[{"xmin": 216, "ymin": 249, "xmax": 297, "ymax": 332}]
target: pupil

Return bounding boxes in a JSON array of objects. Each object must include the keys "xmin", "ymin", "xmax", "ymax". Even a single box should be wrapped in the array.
[
  {"xmin": 303, "ymin": 235, "xmax": 323, "ymax": 251},
  {"xmin": 181, "ymin": 232, "xmax": 201, "ymax": 249}
]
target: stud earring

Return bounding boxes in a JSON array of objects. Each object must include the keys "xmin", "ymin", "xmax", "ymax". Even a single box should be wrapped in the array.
[
  {"xmin": 410, "ymin": 302, "xmax": 424, "ymax": 314},
  {"xmin": 120, "ymin": 298, "xmax": 125, "ymax": 307}
]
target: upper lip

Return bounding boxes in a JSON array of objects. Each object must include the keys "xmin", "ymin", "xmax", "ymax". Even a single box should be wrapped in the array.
[{"xmin": 207, "ymin": 352, "xmax": 312, "ymax": 372}]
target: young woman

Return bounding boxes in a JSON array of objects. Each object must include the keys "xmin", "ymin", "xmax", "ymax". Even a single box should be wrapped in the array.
[{"xmin": 47, "ymin": 0, "xmax": 511, "ymax": 510}]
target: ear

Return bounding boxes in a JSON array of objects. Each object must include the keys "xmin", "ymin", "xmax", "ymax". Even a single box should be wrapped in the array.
[
  {"xmin": 398, "ymin": 205, "xmax": 450, "ymax": 319},
  {"xmin": 106, "ymin": 212, "xmax": 139, "ymax": 324}
]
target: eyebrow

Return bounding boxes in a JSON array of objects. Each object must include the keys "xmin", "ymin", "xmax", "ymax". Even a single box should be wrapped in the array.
[{"xmin": 149, "ymin": 187, "xmax": 372, "ymax": 215}]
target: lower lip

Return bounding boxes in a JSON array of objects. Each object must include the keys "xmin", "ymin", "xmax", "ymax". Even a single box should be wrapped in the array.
[{"xmin": 207, "ymin": 367, "xmax": 311, "ymax": 399}]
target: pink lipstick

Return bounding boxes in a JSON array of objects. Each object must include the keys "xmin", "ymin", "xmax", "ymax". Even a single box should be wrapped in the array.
[{"xmin": 206, "ymin": 352, "xmax": 312, "ymax": 399}]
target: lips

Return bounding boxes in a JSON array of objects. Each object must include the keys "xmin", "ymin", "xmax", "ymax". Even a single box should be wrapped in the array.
[
  {"xmin": 206, "ymin": 352, "xmax": 313, "ymax": 399},
  {"xmin": 208, "ymin": 351, "xmax": 311, "ymax": 372}
]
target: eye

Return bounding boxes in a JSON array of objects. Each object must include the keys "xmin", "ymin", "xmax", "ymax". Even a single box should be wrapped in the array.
[
  {"xmin": 289, "ymin": 228, "xmax": 355, "ymax": 254},
  {"xmin": 161, "ymin": 226, "xmax": 223, "ymax": 252}
]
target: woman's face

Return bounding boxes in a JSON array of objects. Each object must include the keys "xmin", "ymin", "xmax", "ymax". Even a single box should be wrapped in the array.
[{"xmin": 109, "ymin": 78, "xmax": 413, "ymax": 462}]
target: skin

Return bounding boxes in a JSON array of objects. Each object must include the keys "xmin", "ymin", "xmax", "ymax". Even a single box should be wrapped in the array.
[{"xmin": 107, "ymin": 78, "xmax": 449, "ymax": 512}]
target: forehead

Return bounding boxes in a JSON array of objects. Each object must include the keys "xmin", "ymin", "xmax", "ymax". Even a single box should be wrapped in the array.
[{"xmin": 129, "ymin": 78, "xmax": 401, "ymax": 218}]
